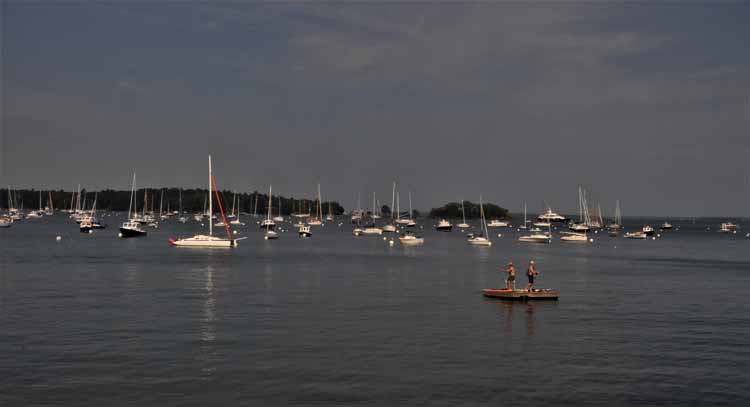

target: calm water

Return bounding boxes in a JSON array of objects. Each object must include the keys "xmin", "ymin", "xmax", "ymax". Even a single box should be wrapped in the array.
[{"xmin": 1, "ymin": 214, "xmax": 749, "ymax": 406}]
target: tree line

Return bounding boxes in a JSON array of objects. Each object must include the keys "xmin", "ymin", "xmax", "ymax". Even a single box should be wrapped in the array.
[
  {"xmin": 1, "ymin": 189, "xmax": 345, "ymax": 215},
  {"xmin": 428, "ymin": 201, "xmax": 510, "ymax": 219}
]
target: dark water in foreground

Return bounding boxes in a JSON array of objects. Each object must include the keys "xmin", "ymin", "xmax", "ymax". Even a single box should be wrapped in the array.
[{"xmin": 1, "ymin": 215, "xmax": 749, "ymax": 406}]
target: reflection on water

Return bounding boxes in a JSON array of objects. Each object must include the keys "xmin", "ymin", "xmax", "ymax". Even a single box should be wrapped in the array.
[
  {"xmin": 199, "ymin": 265, "xmax": 216, "ymax": 378},
  {"xmin": 491, "ymin": 299, "xmax": 558, "ymax": 338}
]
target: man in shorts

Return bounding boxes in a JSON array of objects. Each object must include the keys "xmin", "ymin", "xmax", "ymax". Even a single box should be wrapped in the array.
[
  {"xmin": 505, "ymin": 262, "xmax": 516, "ymax": 290},
  {"xmin": 525, "ymin": 260, "xmax": 539, "ymax": 291}
]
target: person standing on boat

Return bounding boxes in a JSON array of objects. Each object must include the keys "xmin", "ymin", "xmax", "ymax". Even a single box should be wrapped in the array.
[
  {"xmin": 525, "ymin": 260, "xmax": 539, "ymax": 291},
  {"xmin": 505, "ymin": 262, "xmax": 516, "ymax": 290}
]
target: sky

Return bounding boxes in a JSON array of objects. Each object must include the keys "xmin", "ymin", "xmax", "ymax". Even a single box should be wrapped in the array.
[{"xmin": 1, "ymin": 2, "xmax": 749, "ymax": 217}]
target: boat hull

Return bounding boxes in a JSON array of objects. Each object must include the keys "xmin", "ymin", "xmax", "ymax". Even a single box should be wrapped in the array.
[
  {"xmin": 119, "ymin": 227, "xmax": 147, "ymax": 238},
  {"xmin": 436, "ymin": 225, "xmax": 452, "ymax": 232},
  {"xmin": 483, "ymin": 288, "xmax": 559, "ymax": 300}
]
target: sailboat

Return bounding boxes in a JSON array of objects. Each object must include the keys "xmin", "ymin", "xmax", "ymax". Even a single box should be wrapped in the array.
[
  {"xmin": 229, "ymin": 194, "xmax": 245, "ymax": 226},
  {"xmin": 178, "ymin": 189, "xmax": 187, "ymax": 223},
  {"xmin": 308, "ymin": 184, "xmax": 323, "ymax": 226},
  {"xmin": 608, "ymin": 200, "xmax": 623, "ymax": 231},
  {"xmin": 519, "ymin": 203, "xmax": 529, "ymax": 230},
  {"xmin": 273, "ymin": 196, "xmax": 285, "ymax": 223},
  {"xmin": 468, "ymin": 196, "xmax": 492, "ymax": 246},
  {"xmin": 568, "ymin": 186, "xmax": 591, "ymax": 233},
  {"xmin": 405, "ymin": 191, "xmax": 416, "ymax": 227},
  {"xmin": 264, "ymin": 186, "xmax": 279, "ymax": 239},
  {"xmin": 260, "ymin": 186, "xmax": 277, "ymax": 230},
  {"xmin": 325, "ymin": 202, "xmax": 334, "ymax": 222},
  {"xmin": 170, "ymin": 156, "xmax": 240, "ymax": 248},
  {"xmin": 456, "ymin": 200, "xmax": 470, "ymax": 229},
  {"xmin": 382, "ymin": 182, "xmax": 397, "ymax": 232},
  {"xmin": 120, "ymin": 173, "xmax": 147, "ymax": 238}
]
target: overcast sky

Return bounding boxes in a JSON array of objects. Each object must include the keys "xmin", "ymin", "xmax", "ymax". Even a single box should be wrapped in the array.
[{"xmin": 2, "ymin": 2, "xmax": 749, "ymax": 216}]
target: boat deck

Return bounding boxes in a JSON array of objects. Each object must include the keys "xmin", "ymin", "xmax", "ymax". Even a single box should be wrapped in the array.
[{"xmin": 483, "ymin": 288, "xmax": 559, "ymax": 300}]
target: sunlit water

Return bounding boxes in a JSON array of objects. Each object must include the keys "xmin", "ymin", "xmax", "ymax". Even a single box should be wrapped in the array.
[{"xmin": 1, "ymin": 214, "xmax": 749, "ymax": 406}]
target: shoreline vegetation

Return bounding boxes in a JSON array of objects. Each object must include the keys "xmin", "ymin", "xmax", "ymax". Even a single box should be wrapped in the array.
[
  {"xmin": 429, "ymin": 201, "xmax": 510, "ymax": 219},
  {"xmin": 2, "ymin": 189, "xmax": 346, "ymax": 216},
  {"xmin": 3, "ymin": 189, "xmax": 509, "ymax": 219}
]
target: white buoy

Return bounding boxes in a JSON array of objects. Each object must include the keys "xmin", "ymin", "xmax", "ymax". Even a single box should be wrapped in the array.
[
  {"xmin": 497, "ymin": 233, "xmax": 502, "ymax": 238},
  {"xmin": 55, "ymin": 235, "xmax": 62, "ymax": 242},
  {"xmin": 389, "ymin": 240, "xmax": 395, "ymax": 247},
  {"xmin": 118, "ymin": 233, "xmax": 123, "ymax": 238},
  {"xmin": 233, "ymin": 230, "xmax": 238, "ymax": 235},
  {"xmin": 383, "ymin": 237, "xmax": 387, "ymax": 241},
  {"xmin": 88, "ymin": 230, "xmax": 93, "ymax": 234},
  {"xmin": 589, "ymin": 238, "xmax": 594, "ymax": 243},
  {"xmin": 657, "ymin": 234, "xmax": 661, "ymax": 238},
  {"xmin": 652, "ymin": 237, "xmax": 656, "ymax": 240}
]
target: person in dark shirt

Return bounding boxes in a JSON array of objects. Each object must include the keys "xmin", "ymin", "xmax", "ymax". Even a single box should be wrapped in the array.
[{"xmin": 505, "ymin": 262, "xmax": 516, "ymax": 290}]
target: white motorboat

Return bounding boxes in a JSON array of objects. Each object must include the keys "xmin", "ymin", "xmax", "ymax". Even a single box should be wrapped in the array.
[
  {"xmin": 625, "ymin": 231, "xmax": 648, "ymax": 239},
  {"xmin": 264, "ymin": 230, "xmax": 279, "ymax": 240},
  {"xmin": 642, "ymin": 225, "xmax": 655, "ymax": 236},
  {"xmin": 487, "ymin": 220, "xmax": 509, "ymax": 228},
  {"xmin": 518, "ymin": 233, "xmax": 551, "ymax": 244},
  {"xmin": 0, "ymin": 215, "xmax": 11, "ymax": 228},
  {"xmin": 170, "ymin": 156, "xmax": 239, "ymax": 248},
  {"xmin": 361, "ymin": 227, "xmax": 383, "ymax": 235},
  {"xmin": 660, "ymin": 222, "xmax": 673, "ymax": 230},
  {"xmin": 537, "ymin": 208, "xmax": 568, "ymax": 223},
  {"xmin": 568, "ymin": 223, "xmax": 590, "ymax": 233},
  {"xmin": 533, "ymin": 221, "xmax": 552, "ymax": 228},
  {"xmin": 560, "ymin": 232, "xmax": 588, "ymax": 242},
  {"xmin": 399, "ymin": 232, "xmax": 424, "ymax": 246}
]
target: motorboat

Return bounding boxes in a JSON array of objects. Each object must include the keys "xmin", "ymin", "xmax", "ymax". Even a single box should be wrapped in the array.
[
  {"xmin": 560, "ymin": 232, "xmax": 588, "ymax": 242},
  {"xmin": 624, "ymin": 231, "xmax": 648, "ymax": 239},
  {"xmin": 568, "ymin": 223, "xmax": 590, "ymax": 233},
  {"xmin": 642, "ymin": 225, "xmax": 655, "ymax": 236},
  {"xmin": 298, "ymin": 224, "xmax": 312, "ymax": 237},
  {"xmin": 264, "ymin": 230, "xmax": 279, "ymax": 240},
  {"xmin": 537, "ymin": 208, "xmax": 568, "ymax": 223},
  {"xmin": 361, "ymin": 227, "xmax": 383, "ymax": 235},
  {"xmin": 660, "ymin": 222, "xmax": 673, "ymax": 230},
  {"xmin": 487, "ymin": 220, "xmax": 509, "ymax": 228},
  {"xmin": 436, "ymin": 219, "xmax": 452, "ymax": 231},
  {"xmin": 719, "ymin": 222, "xmax": 738, "ymax": 233},
  {"xmin": 382, "ymin": 223, "xmax": 397, "ymax": 233},
  {"xmin": 518, "ymin": 233, "xmax": 551, "ymax": 244},
  {"xmin": 399, "ymin": 231, "xmax": 424, "ymax": 246}
]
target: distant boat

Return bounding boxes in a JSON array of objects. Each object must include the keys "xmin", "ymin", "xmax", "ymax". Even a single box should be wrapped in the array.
[
  {"xmin": 518, "ymin": 233, "xmax": 551, "ymax": 244},
  {"xmin": 436, "ymin": 219, "xmax": 453, "ymax": 231},
  {"xmin": 456, "ymin": 199, "xmax": 470, "ymax": 229},
  {"xmin": 361, "ymin": 227, "xmax": 383, "ymax": 235},
  {"xmin": 119, "ymin": 173, "xmax": 147, "ymax": 238},
  {"xmin": 229, "ymin": 194, "xmax": 245, "ymax": 226},
  {"xmin": 298, "ymin": 223, "xmax": 312, "ymax": 237},
  {"xmin": 518, "ymin": 203, "xmax": 529, "ymax": 230},
  {"xmin": 537, "ymin": 208, "xmax": 568, "ymax": 223},
  {"xmin": 660, "ymin": 221, "xmax": 673, "ymax": 230},
  {"xmin": 383, "ymin": 182, "xmax": 397, "ymax": 232},
  {"xmin": 325, "ymin": 201, "xmax": 334, "ymax": 222},
  {"xmin": 307, "ymin": 184, "xmax": 324, "ymax": 226},
  {"xmin": 625, "ymin": 231, "xmax": 648, "ymax": 239},
  {"xmin": 0, "ymin": 215, "xmax": 11, "ymax": 228},
  {"xmin": 468, "ymin": 196, "xmax": 492, "ymax": 246},
  {"xmin": 608, "ymin": 200, "xmax": 623, "ymax": 230},
  {"xmin": 487, "ymin": 219, "xmax": 509, "ymax": 228},
  {"xmin": 273, "ymin": 196, "xmax": 285, "ymax": 223},
  {"xmin": 719, "ymin": 222, "xmax": 738, "ymax": 233},
  {"xmin": 399, "ymin": 231, "xmax": 424, "ymax": 246},
  {"xmin": 260, "ymin": 186, "xmax": 276, "ymax": 231},
  {"xmin": 170, "ymin": 156, "xmax": 239, "ymax": 248},
  {"xmin": 642, "ymin": 225, "xmax": 655, "ymax": 236},
  {"xmin": 560, "ymin": 231, "xmax": 588, "ymax": 242}
]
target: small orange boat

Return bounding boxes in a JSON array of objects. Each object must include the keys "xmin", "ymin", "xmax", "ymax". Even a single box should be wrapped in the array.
[{"xmin": 483, "ymin": 288, "xmax": 559, "ymax": 300}]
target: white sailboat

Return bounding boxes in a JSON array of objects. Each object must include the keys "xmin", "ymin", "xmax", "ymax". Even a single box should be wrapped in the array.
[
  {"xmin": 382, "ymin": 182, "xmax": 397, "ymax": 232},
  {"xmin": 468, "ymin": 196, "xmax": 492, "ymax": 246},
  {"xmin": 456, "ymin": 199, "xmax": 470, "ymax": 229},
  {"xmin": 229, "ymin": 194, "xmax": 245, "ymax": 226},
  {"xmin": 170, "ymin": 156, "xmax": 239, "ymax": 248},
  {"xmin": 308, "ymin": 184, "xmax": 323, "ymax": 226},
  {"xmin": 273, "ymin": 196, "xmax": 285, "ymax": 223},
  {"xmin": 260, "ymin": 186, "xmax": 276, "ymax": 230}
]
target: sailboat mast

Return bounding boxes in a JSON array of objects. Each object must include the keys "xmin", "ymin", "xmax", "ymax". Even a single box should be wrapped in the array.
[
  {"xmin": 208, "ymin": 155, "xmax": 213, "ymax": 237},
  {"xmin": 408, "ymin": 191, "xmax": 413, "ymax": 219},
  {"xmin": 391, "ymin": 181, "xmax": 396, "ymax": 220},
  {"xmin": 128, "ymin": 173, "xmax": 135, "ymax": 219}
]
